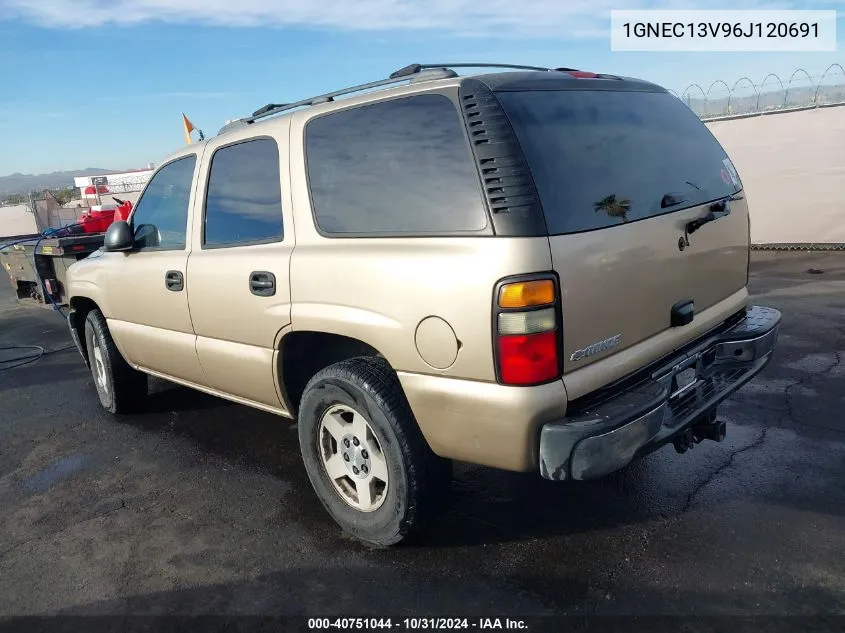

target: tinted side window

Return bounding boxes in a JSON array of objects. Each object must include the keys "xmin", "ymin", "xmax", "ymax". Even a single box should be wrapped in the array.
[
  {"xmin": 131, "ymin": 155, "xmax": 196, "ymax": 250},
  {"xmin": 305, "ymin": 94, "xmax": 487, "ymax": 235},
  {"xmin": 204, "ymin": 138, "xmax": 283, "ymax": 247},
  {"xmin": 497, "ymin": 90, "xmax": 740, "ymax": 235}
]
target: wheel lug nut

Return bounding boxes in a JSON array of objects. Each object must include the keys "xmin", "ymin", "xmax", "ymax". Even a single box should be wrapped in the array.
[
  {"xmin": 343, "ymin": 453, "xmax": 350, "ymax": 462},
  {"xmin": 361, "ymin": 450, "xmax": 368, "ymax": 459},
  {"xmin": 352, "ymin": 467, "xmax": 359, "ymax": 475},
  {"xmin": 352, "ymin": 437, "xmax": 360, "ymax": 446},
  {"xmin": 343, "ymin": 439, "xmax": 350, "ymax": 448},
  {"xmin": 361, "ymin": 465, "xmax": 368, "ymax": 474}
]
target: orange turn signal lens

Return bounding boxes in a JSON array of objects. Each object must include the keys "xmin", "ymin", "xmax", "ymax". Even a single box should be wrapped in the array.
[{"xmin": 498, "ymin": 279, "xmax": 555, "ymax": 309}]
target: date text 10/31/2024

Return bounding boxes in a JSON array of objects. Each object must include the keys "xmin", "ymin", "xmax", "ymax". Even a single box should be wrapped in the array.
[{"xmin": 307, "ymin": 618, "xmax": 529, "ymax": 630}]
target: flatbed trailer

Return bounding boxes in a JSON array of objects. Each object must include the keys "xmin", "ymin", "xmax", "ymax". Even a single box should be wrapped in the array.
[{"xmin": 0, "ymin": 232, "xmax": 105, "ymax": 309}]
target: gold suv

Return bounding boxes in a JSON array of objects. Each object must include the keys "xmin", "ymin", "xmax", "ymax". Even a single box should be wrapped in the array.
[{"xmin": 66, "ymin": 63, "xmax": 781, "ymax": 545}]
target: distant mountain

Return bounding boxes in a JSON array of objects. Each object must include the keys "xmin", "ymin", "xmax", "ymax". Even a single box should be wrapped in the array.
[{"xmin": 0, "ymin": 168, "xmax": 117, "ymax": 197}]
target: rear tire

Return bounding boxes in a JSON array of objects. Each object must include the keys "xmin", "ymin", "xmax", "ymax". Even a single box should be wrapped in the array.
[
  {"xmin": 298, "ymin": 356, "xmax": 451, "ymax": 546},
  {"xmin": 84, "ymin": 309, "xmax": 147, "ymax": 414}
]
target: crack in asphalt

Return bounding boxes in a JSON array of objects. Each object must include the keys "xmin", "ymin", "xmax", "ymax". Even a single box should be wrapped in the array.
[
  {"xmin": 681, "ymin": 426, "xmax": 769, "ymax": 513},
  {"xmin": 0, "ymin": 495, "xmax": 129, "ymax": 561},
  {"xmin": 681, "ymin": 342, "xmax": 844, "ymax": 513},
  {"xmin": 0, "ymin": 535, "xmax": 41, "ymax": 560},
  {"xmin": 783, "ymin": 348, "xmax": 842, "ymax": 423},
  {"xmin": 780, "ymin": 344, "xmax": 843, "ymax": 434},
  {"xmin": 104, "ymin": 498, "xmax": 128, "ymax": 514}
]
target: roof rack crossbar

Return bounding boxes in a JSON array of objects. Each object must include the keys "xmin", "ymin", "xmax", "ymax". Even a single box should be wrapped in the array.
[{"xmin": 390, "ymin": 62, "xmax": 552, "ymax": 78}]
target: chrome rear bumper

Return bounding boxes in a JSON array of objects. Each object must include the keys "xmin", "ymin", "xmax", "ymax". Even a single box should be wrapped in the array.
[{"xmin": 539, "ymin": 306, "xmax": 781, "ymax": 481}]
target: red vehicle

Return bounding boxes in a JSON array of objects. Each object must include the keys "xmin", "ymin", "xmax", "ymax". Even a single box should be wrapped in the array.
[{"xmin": 78, "ymin": 198, "xmax": 133, "ymax": 233}]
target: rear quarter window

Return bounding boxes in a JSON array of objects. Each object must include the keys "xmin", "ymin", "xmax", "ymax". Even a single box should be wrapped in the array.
[
  {"xmin": 497, "ymin": 89, "xmax": 741, "ymax": 235},
  {"xmin": 304, "ymin": 93, "xmax": 488, "ymax": 236}
]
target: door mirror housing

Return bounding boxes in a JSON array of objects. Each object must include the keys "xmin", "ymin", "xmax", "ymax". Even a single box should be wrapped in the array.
[
  {"xmin": 133, "ymin": 223, "xmax": 161, "ymax": 248},
  {"xmin": 103, "ymin": 221, "xmax": 134, "ymax": 252}
]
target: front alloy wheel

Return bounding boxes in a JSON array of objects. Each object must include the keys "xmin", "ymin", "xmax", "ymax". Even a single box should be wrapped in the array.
[
  {"xmin": 91, "ymin": 336, "xmax": 109, "ymax": 398},
  {"xmin": 83, "ymin": 308, "xmax": 148, "ymax": 414}
]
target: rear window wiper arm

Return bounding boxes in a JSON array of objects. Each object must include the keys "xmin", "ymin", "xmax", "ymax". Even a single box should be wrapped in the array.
[{"xmin": 683, "ymin": 193, "xmax": 744, "ymax": 242}]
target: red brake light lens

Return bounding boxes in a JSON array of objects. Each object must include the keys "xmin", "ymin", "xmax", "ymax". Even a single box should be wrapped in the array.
[
  {"xmin": 497, "ymin": 330, "xmax": 559, "ymax": 385},
  {"xmin": 567, "ymin": 70, "xmax": 598, "ymax": 78}
]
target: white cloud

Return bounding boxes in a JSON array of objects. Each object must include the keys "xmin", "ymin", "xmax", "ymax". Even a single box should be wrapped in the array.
[{"xmin": 1, "ymin": 0, "xmax": 840, "ymax": 37}]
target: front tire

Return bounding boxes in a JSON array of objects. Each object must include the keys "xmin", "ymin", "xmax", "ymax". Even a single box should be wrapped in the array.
[
  {"xmin": 84, "ymin": 309, "xmax": 147, "ymax": 414},
  {"xmin": 298, "ymin": 356, "xmax": 451, "ymax": 546}
]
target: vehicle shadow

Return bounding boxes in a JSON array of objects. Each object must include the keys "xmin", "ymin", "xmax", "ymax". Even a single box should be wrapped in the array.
[
  {"xmin": 139, "ymin": 378, "xmax": 235, "ymax": 415},
  {"xmin": 108, "ymin": 364, "xmax": 845, "ymax": 549},
  {"xmin": 50, "ymin": 566, "xmax": 845, "ymax": 622},
  {"xmin": 107, "ymin": 380, "xmax": 696, "ymax": 548},
  {"xmin": 115, "ymin": 380, "xmax": 307, "ymax": 482}
]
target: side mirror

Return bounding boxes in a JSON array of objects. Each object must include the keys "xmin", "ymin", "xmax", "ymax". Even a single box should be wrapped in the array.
[
  {"xmin": 134, "ymin": 223, "xmax": 161, "ymax": 248},
  {"xmin": 103, "ymin": 221, "xmax": 134, "ymax": 252}
]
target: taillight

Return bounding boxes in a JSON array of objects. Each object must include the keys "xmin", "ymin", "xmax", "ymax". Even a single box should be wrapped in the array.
[
  {"xmin": 493, "ymin": 276, "xmax": 561, "ymax": 386},
  {"xmin": 498, "ymin": 279, "xmax": 555, "ymax": 309}
]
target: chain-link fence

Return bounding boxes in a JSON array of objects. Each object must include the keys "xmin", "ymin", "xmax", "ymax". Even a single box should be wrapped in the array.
[
  {"xmin": 94, "ymin": 174, "xmax": 152, "ymax": 194},
  {"xmin": 672, "ymin": 63, "xmax": 845, "ymax": 120}
]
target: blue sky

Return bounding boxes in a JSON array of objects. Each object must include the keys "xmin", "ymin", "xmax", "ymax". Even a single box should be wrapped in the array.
[{"xmin": 0, "ymin": 0, "xmax": 841, "ymax": 176}]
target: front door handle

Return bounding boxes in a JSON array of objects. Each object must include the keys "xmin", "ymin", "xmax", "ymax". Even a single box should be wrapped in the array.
[
  {"xmin": 249, "ymin": 271, "xmax": 276, "ymax": 297},
  {"xmin": 165, "ymin": 270, "xmax": 184, "ymax": 292}
]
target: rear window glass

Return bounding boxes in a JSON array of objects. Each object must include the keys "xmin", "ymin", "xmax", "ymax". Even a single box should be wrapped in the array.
[{"xmin": 497, "ymin": 90, "xmax": 741, "ymax": 235}]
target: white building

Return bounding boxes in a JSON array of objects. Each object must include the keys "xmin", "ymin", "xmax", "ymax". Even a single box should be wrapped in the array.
[{"xmin": 74, "ymin": 167, "xmax": 154, "ymax": 201}]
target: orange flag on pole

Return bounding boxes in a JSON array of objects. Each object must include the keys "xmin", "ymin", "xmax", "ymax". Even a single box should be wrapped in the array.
[{"xmin": 182, "ymin": 113, "xmax": 195, "ymax": 144}]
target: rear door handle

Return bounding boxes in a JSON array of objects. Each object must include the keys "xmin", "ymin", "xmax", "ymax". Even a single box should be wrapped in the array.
[
  {"xmin": 249, "ymin": 271, "xmax": 276, "ymax": 297},
  {"xmin": 165, "ymin": 270, "xmax": 184, "ymax": 292}
]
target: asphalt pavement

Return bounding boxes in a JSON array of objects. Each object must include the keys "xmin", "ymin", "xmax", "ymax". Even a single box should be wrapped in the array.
[{"xmin": 0, "ymin": 252, "xmax": 843, "ymax": 628}]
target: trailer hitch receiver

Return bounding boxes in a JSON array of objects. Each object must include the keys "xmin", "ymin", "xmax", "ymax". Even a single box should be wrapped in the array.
[{"xmin": 673, "ymin": 418, "xmax": 727, "ymax": 454}]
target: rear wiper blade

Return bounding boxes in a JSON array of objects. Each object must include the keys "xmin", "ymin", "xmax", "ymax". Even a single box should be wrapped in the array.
[
  {"xmin": 661, "ymin": 192, "xmax": 689, "ymax": 208},
  {"xmin": 662, "ymin": 184, "xmax": 742, "ymax": 209}
]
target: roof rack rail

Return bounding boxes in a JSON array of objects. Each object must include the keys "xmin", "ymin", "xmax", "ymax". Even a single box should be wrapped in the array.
[
  {"xmin": 236, "ymin": 62, "xmax": 596, "ymax": 129},
  {"xmin": 389, "ymin": 63, "xmax": 553, "ymax": 78},
  {"xmin": 245, "ymin": 70, "xmax": 460, "ymax": 124}
]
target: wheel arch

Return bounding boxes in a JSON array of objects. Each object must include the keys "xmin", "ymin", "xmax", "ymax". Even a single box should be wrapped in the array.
[
  {"xmin": 68, "ymin": 295, "xmax": 102, "ymax": 367},
  {"xmin": 277, "ymin": 330, "xmax": 386, "ymax": 416}
]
